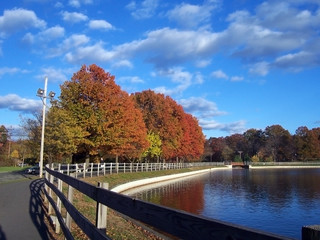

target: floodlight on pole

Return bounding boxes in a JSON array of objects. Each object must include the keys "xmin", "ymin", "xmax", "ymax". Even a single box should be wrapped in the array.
[{"xmin": 37, "ymin": 76, "xmax": 55, "ymax": 178}]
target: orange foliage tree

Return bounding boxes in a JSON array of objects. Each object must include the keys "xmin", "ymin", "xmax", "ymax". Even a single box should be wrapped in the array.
[{"xmin": 59, "ymin": 64, "xmax": 148, "ymax": 162}]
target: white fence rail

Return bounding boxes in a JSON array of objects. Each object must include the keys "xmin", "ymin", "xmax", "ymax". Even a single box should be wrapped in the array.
[{"xmin": 50, "ymin": 162, "xmax": 224, "ymax": 178}]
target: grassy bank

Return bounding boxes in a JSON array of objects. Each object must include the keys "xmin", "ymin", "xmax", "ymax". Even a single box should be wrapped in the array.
[{"xmin": 55, "ymin": 166, "xmax": 214, "ymax": 240}]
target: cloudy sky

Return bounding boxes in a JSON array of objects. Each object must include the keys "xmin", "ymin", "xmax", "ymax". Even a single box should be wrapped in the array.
[{"xmin": 0, "ymin": 0, "xmax": 319, "ymax": 138}]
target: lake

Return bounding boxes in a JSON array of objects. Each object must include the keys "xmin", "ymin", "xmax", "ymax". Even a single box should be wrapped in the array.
[{"xmin": 128, "ymin": 167, "xmax": 320, "ymax": 239}]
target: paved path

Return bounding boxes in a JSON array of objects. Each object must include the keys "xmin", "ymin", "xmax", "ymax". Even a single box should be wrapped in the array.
[{"xmin": 0, "ymin": 172, "xmax": 53, "ymax": 240}]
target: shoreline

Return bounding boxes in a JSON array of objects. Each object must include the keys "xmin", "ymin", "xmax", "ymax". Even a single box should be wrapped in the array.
[
  {"xmin": 111, "ymin": 165, "xmax": 320, "ymax": 195},
  {"xmin": 250, "ymin": 165, "xmax": 320, "ymax": 169},
  {"xmin": 111, "ymin": 167, "xmax": 224, "ymax": 194}
]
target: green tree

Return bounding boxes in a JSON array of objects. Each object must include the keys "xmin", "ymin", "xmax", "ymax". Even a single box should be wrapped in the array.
[{"xmin": 142, "ymin": 131, "xmax": 162, "ymax": 162}]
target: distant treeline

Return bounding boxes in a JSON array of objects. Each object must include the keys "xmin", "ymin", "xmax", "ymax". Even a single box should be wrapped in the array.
[{"xmin": 203, "ymin": 125, "xmax": 320, "ymax": 162}]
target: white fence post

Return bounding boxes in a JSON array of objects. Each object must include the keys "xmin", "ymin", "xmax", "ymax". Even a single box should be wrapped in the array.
[
  {"xmin": 96, "ymin": 182, "xmax": 109, "ymax": 234},
  {"xmin": 55, "ymin": 171, "xmax": 62, "ymax": 234},
  {"xmin": 66, "ymin": 173, "xmax": 74, "ymax": 231},
  {"xmin": 48, "ymin": 169, "xmax": 54, "ymax": 215}
]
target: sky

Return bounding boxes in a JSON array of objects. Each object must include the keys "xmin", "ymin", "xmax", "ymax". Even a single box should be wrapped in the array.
[{"xmin": 0, "ymin": 0, "xmax": 319, "ymax": 139}]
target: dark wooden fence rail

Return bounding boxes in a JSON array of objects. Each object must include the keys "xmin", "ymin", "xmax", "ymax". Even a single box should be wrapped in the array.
[{"xmin": 44, "ymin": 163, "xmax": 294, "ymax": 240}]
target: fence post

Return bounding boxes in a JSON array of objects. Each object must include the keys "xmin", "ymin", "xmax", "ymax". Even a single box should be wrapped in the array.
[
  {"xmin": 90, "ymin": 163, "xmax": 93, "ymax": 178},
  {"xmin": 110, "ymin": 163, "xmax": 112, "ymax": 174},
  {"xmin": 66, "ymin": 173, "xmax": 74, "ymax": 232},
  {"xmin": 302, "ymin": 225, "xmax": 320, "ymax": 240},
  {"xmin": 67, "ymin": 163, "xmax": 69, "ymax": 175},
  {"xmin": 83, "ymin": 163, "xmax": 86, "ymax": 178},
  {"xmin": 103, "ymin": 163, "xmax": 106, "ymax": 176},
  {"xmin": 96, "ymin": 182, "xmax": 109, "ymax": 234},
  {"xmin": 48, "ymin": 170, "xmax": 54, "ymax": 215},
  {"xmin": 55, "ymin": 171, "xmax": 63, "ymax": 234},
  {"xmin": 44, "ymin": 170, "xmax": 49, "ymax": 204}
]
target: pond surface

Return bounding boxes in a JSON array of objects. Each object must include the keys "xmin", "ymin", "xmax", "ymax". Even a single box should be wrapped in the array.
[{"xmin": 129, "ymin": 168, "xmax": 320, "ymax": 239}]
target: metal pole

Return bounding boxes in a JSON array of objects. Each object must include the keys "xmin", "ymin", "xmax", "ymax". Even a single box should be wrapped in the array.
[{"xmin": 39, "ymin": 77, "xmax": 48, "ymax": 178}]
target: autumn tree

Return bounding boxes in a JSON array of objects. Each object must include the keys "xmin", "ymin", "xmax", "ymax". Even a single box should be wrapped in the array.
[
  {"xmin": 179, "ymin": 113, "xmax": 205, "ymax": 161},
  {"xmin": 59, "ymin": 64, "xmax": 148, "ymax": 162},
  {"xmin": 243, "ymin": 128, "xmax": 265, "ymax": 160},
  {"xmin": 263, "ymin": 125, "xmax": 293, "ymax": 161},
  {"xmin": 295, "ymin": 127, "xmax": 320, "ymax": 160},
  {"xmin": 294, "ymin": 126, "xmax": 310, "ymax": 160},
  {"xmin": 20, "ymin": 112, "xmax": 42, "ymax": 163},
  {"xmin": 45, "ymin": 104, "xmax": 85, "ymax": 163},
  {"xmin": 308, "ymin": 128, "xmax": 320, "ymax": 159},
  {"xmin": 0, "ymin": 125, "xmax": 9, "ymax": 165},
  {"xmin": 206, "ymin": 137, "xmax": 226, "ymax": 162},
  {"xmin": 225, "ymin": 134, "xmax": 247, "ymax": 161},
  {"xmin": 133, "ymin": 90, "xmax": 205, "ymax": 162}
]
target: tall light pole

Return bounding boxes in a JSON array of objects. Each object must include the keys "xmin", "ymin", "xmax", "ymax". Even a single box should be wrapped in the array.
[{"xmin": 37, "ymin": 77, "xmax": 55, "ymax": 178}]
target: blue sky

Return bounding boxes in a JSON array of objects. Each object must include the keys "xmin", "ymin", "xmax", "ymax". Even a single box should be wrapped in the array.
[{"xmin": 0, "ymin": 0, "xmax": 319, "ymax": 139}]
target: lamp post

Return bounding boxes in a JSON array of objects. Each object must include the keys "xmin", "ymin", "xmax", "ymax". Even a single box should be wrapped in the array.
[{"xmin": 37, "ymin": 77, "xmax": 55, "ymax": 178}]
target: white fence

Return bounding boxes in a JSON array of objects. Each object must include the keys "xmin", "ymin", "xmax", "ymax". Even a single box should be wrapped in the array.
[{"xmin": 50, "ymin": 162, "xmax": 224, "ymax": 178}]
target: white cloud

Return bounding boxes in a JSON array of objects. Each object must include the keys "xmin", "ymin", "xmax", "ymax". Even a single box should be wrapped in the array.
[
  {"xmin": 153, "ymin": 68, "xmax": 193, "ymax": 95},
  {"xmin": 230, "ymin": 76, "xmax": 244, "ymax": 82},
  {"xmin": 0, "ymin": 67, "xmax": 27, "ymax": 78},
  {"xmin": 111, "ymin": 60, "xmax": 133, "ymax": 69},
  {"xmin": 64, "ymin": 2, "xmax": 320, "ymax": 75},
  {"xmin": 69, "ymin": 0, "xmax": 92, "ymax": 8},
  {"xmin": 0, "ymin": 94, "xmax": 41, "ymax": 113},
  {"xmin": 47, "ymin": 34, "xmax": 90, "ymax": 58},
  {"xmin": 65, "ymin": 42, "xmax": 115, "ymax": 63},
  {"xmin": 61, "ymin": 11, "xmax": 88, "ymax": 23},
  {"xmin": 63, "ymin": 34, "xmax": 90, "ymax": 49},
  {"xmin": 179, "ymin": 96, "xmax": 247, "ymax": 135},
  {"xmin": 179, "ymin": 97, "xmax": 226, "ymax": 118},
  {"xmin": 126, "ymin": 0, "xmax": 159, "ymax": 19},
  {"xmin": 167, "ymin": 1, "xmax": 218, "ymax": 29},
  {"xmin": 89, "ymin": 20, "xmax": 113, "ymax": 30},
  {"xmin": 211, "ymin": 70, "xmax": 228, "ymax": 79},
  {"xmin": 249, "ymin": 62, "xmax": 270, "ymax": 76},
  {"xmin": 274, "ymin": 51, "xmax": 317, "ymax": 70},
  {"xmin": 199, "ymin": 119, "xmax": 247, "ymax": 134},
  {"xmin": 0, "ymin": 8, "xmax": 46, "ymax": 37},
  {"xmin": 38, "ymin": 25, "xmax": 65, "ymax": 40},
  {"xmin": 118, "ymin": 76, "xmax": 144, "ymax": 84},
  {"xmin": 38, "ymin": 67, "xmax": 73, "ymax": 83}
]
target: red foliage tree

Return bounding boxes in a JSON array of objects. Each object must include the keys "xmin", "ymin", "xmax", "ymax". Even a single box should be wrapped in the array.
[{"xmin": 132, "ymin": 90, "xmax": 205, "ymax": 161}]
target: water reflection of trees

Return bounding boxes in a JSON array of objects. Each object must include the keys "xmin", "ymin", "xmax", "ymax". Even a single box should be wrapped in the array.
[
  {"xmin": 132, "ymin": 177, "xmax": 205, "ymax": 215},
  {"xmin": 132, "ymin": 169, "xmax": 320, "ymax": 215}
]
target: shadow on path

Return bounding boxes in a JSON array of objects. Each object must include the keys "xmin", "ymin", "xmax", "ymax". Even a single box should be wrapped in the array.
[
  {"xmin": 0, "ymin": 225, "xmax": 6, "ymax": 240},
  {"xmin": 29, "ymin": 178, "xmax": 55, "ymax": 240}
]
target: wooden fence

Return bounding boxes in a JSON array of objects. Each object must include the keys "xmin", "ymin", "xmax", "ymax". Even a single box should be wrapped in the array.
[{"xmin": 44, "ymin": 162, "xmax": 294, "ymax": 240}]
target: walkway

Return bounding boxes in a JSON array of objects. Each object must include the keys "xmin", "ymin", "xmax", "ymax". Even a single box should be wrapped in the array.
[{"xmin": 0, "ymin": 171, "xmax": 54, "ymax": 240}]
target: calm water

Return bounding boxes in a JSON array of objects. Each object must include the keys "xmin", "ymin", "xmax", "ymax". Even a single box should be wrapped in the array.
[{"xmin": 129, "ymin": 168, "xmax": 320, "ymax": 239}]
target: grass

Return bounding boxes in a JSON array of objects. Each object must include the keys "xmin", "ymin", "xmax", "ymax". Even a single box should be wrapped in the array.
[
  {"xmin": 0, "ymin": 166, "xmax": 28, "ymax": 172},
  {"xmin": 51, "ymin": 166, "xmax": 213, "ymax": 240}
]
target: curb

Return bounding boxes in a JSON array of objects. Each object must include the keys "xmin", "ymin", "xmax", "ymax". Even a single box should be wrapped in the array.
[{"xmin": 111, "ymin": 168, "xmax": 218, "ymax": 193}]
